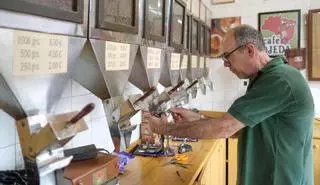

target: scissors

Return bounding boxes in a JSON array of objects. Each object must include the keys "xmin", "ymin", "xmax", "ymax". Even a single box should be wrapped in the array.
[{"xmin": 163, "ymin": 154, "xmax": 191, "ymax": 168}]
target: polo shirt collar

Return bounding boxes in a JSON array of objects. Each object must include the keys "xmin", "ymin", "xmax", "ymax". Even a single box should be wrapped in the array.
[{"xmin": 260, "ymin": 56, "xmax": 287, "ymax": 73}]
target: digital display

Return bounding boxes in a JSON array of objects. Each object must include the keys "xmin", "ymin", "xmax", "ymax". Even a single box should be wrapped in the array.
[
  {"xmin": 172, "ymin": 0, "xmax": 184, "ymax": 45},
  {"xmin": 104, "ymin": 0, "xmax": 134, "ymax": 26},
  {"xmin": 192, "ymin": 19, "xmax": 198, "ymax": 52},
  {"xmin": 148, "ymin": 0, "xmax": 164, "ymax": 36},
  {"xmin": 184, "ymin": 15, "xmax": 189, "ymax": 49},
  {"xmin": 23, "ymin": 0, "xmax": 74, "ymax": 11}
]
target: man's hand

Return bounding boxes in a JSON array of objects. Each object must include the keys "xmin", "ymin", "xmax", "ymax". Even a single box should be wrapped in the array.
[
  {"xmin": 143, "ymin": 112, "xmax": 168, "ymax": 134},
  {"xmin": 170, "ymin": 107, "xmax": 201, "ymax": 123}
]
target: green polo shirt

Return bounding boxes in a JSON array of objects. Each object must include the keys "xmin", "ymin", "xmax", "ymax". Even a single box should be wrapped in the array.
[{"xmin": 228, "ymin": 56, "xmax": 314, "ymax": 185}]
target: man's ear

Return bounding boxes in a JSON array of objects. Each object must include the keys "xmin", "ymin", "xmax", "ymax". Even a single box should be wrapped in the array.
[{"xmin": 247, "ymin": 44, "xmax": 255, "ymax": 57}]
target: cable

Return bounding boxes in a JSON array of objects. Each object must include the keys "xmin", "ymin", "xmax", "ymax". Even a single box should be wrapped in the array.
[{"xmin": 97, "ymin": 148, "xmax": 110, "ymax": 154}]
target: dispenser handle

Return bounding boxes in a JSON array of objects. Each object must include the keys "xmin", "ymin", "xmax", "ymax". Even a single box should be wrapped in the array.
[
  {"xmin": 69, "ymin": 103, "xmax": 95, "ymax": 124},
  {"xmin": 186, "ymin": 80, "xmax": 198, "ymax": 91},
  {"xmin": 168, "ymin": 80, "xmax": 185, "ymax": 95},
  {"xmin": 134, "ymin": 86, "xmax": 156, "ymax": 104}
]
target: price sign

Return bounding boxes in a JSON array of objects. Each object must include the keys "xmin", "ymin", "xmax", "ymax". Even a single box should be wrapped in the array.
[
  {"xmin": 13, "ymin": 30, "xmax": 68, "ymax": 76},
  {"xmin": 170, "ymin": 53, "xmax": 180, "ymax": 70},
  {"xmin": 147, "ymin": 47, "xmax": 161, "ymax": 69},
  {"xmin": 181, "ymin": 55, "xmax": 188, "ymax": 69},
  {"xmin": 191, "ymin": 55, "xmax": 198, "ymax": 68},
  {"xmin": 105, "ymin": 41, "xmax": 130, "ymax": 71},
  {"xmin": 199, "ymin": 57, "xmax": 205, "ymax": 68}
]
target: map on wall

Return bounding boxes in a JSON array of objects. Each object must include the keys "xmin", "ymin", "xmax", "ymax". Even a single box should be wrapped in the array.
[
  {"xmin": 211, "ymin": 16, "xmax": 241, "ymax": 58},
  {"xmin": 258, "ymin": 10, "xmax": 301, "ymax": 56}
]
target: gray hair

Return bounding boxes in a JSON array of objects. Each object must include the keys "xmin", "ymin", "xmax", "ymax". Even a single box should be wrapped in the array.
[{"xmin": 233, "ymin": 24, "xmax": 266, "ymax": 52}]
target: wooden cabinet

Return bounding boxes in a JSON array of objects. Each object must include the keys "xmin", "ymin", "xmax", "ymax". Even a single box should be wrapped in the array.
[
  {"xmin": 228, "ymin": 138, "xmax": 238, "ymax": 185},
  {"xmin": 197, "ymin": 139, "xmax": 226, "ymax": 185},
  {"xmin": 314, "ymin": 139, "xmax": 320, "ymax": 185}
]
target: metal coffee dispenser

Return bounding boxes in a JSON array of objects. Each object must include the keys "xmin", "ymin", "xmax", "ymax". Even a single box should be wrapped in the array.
[
  {"xmin": 71, "ymin": 0, "xmax": 159, "ymax": 152},
  {"xmin": 0, "ymin": 33, "xmax": 91, "ymax": 185}
]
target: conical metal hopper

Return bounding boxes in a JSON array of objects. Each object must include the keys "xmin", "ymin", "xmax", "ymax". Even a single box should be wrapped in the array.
[
  {"xmin": 72, "ymin": 39, "xmax": 143, "ymax": 151},
  {"xmin": 159, "ymin": 50, "xmax": 173, "ymax": 88},
  {"xmin": 198, "ymin": 56, "xmax": 206, "ymax": 95},
  {"xmin": 204, "ymin": 57, "xmax": 213, "ymax": 91},
  {"xmin": 187, "ymin": 55, "xmax": 199, "ymax": 98},
  {"xmin": 0, "ymin": 28, "xmax": 89, "ymax": 184},
  {"xmin": 132, "ymin": 46, "xmax": 164, "ymax": 90},
  {"xmin": 179, "ymin": 53, "xmax": 189, "ymax": 83},
  {"xmin": 168, "ymin": 51, "xmax": 182, "ymax": 86}
]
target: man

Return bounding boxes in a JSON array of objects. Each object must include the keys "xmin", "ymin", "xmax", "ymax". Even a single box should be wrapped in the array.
[{"xmin": 144, "ymin": 24, "xmax": 315, "ymax": 185}]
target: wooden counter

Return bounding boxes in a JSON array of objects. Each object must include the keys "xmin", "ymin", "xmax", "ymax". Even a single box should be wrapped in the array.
[{"xmin": 119, "ymin": 139, "xmax": 220, "ymax": 185}]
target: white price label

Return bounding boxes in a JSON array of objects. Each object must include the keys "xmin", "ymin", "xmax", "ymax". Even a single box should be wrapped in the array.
[
  {"xmin": 13, "ymin": 30, "xmax": 68, "ymax": 76},
  {"xmin": 170, "ymin": 53, "xmax": 180, "ymax": 70},
  {"xmin": 105, "ymin": 41, "xmax": 130, "ymax": 71},
  {"xmin": 191, "ymin": 55, "xmax": 198, "ymax": 68},
  {"xmin": 181, "ymin": 55, "xmax": 188, "ymax": 69},
  {"xmin": 200, "ymin": 57, "xmax": 205, "ymax": 68},
  {"xmin": 147, "ymin": 47, "xmax": 161, "ymax": 69}
]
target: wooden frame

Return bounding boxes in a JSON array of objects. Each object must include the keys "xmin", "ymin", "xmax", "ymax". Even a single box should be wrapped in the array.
[
  {"xmin": 191, "ymin": 16, "xmax": 200, "ymax": 55},
  {"xmin": 0, "ymin": 0, "xmax": 84, "ymax": 23},
  {"xmin": 96, "ymin": 0, "xmax": 139, "ymax": 34},
  {"xmin": 169, "ymin": 0, "xmax": 186, "ymax": 51},
  {"xmin": 258, "ymin": 9, "xmax": 301, "ymax": 57},
  {"xmin": 144, "ymin": 0, "xmax": 166, "ymax": 42},
  {"xmin": 308, "ymin": 9, "xmax": 320, "ymax": 81}
]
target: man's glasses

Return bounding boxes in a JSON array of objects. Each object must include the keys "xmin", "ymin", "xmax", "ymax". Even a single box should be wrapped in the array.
[{"xmin": 221, "ymin": 44, "xmax": 246, "ymax": 62}]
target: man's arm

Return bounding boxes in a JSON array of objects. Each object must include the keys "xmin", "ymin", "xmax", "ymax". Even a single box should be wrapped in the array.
[{"xmin": 153, "ymin": 113, "xmax": 245, "ymax": 139}]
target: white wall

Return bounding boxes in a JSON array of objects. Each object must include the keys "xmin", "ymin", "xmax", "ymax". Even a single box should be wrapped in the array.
[{"xmin": 208, "ymin": 0, "xmax": 320, "ymax": 116}]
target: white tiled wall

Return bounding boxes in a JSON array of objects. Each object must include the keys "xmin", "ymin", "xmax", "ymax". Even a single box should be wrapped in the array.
[{"xmin": 210, "ymin": 0, "xmax": 320, "ymax": 117}]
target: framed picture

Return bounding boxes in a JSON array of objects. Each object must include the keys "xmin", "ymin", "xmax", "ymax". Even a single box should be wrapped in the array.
[
  {"xmin": 308, "ymin": 9, "xmax": 320, "ymax": 81},
  {"xmin": 96, "ymin": 0, "xmax": 139, "ymax": 34},
  {"xmin": 211, "ymin": 16, "xmax": 241, "ymax": 58},
  {"xmin": 258, "ymin": 10, "xmax": 301, "ymax": 57},
  {"xmin": 169, "ymin": 0, "xmax": 186, "ymax": 50},
  {"xmin": 0, "ymin": 0, "xmax": 84, "ymax": 23},
  {"xmin": 212, "ymin": 0, "xmax": 235, "ymax": 4},
  {"xmin": 144, "ymin": 0, "xmax": 166, "ymax": 42},
  {"xmin": 285, "ymin": 48, "xmax": 306, "ymax": 70}
]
